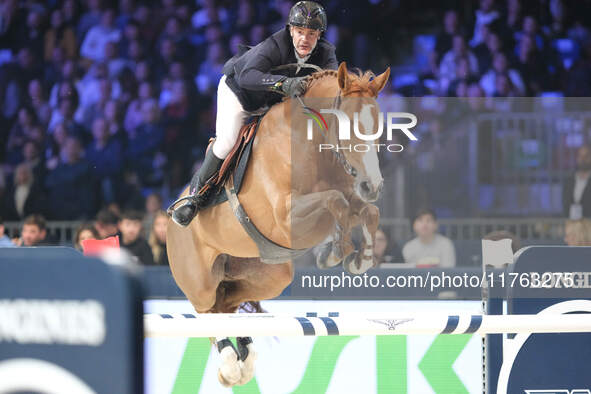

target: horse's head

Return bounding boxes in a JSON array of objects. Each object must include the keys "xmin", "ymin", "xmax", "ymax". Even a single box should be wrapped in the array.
[{"xmin": 329, "ymin": 62, "xmax": 390, "ymax": 203}]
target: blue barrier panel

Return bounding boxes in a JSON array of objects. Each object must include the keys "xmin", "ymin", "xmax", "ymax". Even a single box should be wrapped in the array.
[
  {"xmin": 500, "ymin": 246, "xmax": 591, "ymax": 394},
  {"xmin": 0, "ymin": 247, "xmax": 143, "ymax": 394}
]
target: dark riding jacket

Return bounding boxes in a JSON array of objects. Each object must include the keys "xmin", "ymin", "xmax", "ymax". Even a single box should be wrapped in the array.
[{"xmin": 222, "ymin": 28, "xmax": 338, "ymax": 112}]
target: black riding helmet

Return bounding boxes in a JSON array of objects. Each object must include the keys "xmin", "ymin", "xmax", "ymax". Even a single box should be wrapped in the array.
[{"xmin": 287, "ymin": 1, "xmax": 327, "ymax": 32}]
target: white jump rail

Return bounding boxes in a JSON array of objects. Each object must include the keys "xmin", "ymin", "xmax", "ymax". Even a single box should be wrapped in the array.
[{"xmin": 144, "ymin": 312, "xmax": 591, "ymax": 338}]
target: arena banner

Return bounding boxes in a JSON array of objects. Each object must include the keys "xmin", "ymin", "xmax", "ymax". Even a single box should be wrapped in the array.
[
  {"xmin": 0, "ymin": 247, "xmax": 144, "ymax": 394},
  {"xmin": 145, "ymin": 300, "xmax": 483, "ymax": 394}
]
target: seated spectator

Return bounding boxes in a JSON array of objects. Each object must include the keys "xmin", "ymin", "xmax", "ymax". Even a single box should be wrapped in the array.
[
  {"xmin": 15, "ymin": 214, "xmax": 50, "ymax": 247},
  {"xmin": 44, "ymin": 8, "xmax": 77, "ymax": 62},
  {"xmin": 195, "ymin": 41, "xmax": 226, "ymax": 95},
  {"xmin": 0, "ymin": 217, "xmax": 15, "ymax": 247},
  {"xmin": 470, "ymin": 0, "xmax": 500, "ymax": 48},
  {"xmin": 5, "ymin": 107, "xmax": 39, "ymax": 165},
  {"xmin": 119, "ymin": 210, "xmax": 154, "ymax": 265},
  {"xmin": 95, "ymin": 208, "xmax": 120, "ymax": 239},
  {"xmin": 27, "ymin": 79, "xmax": 52, "ymax": 126},
  {"xmin": 563, "ymin": 144, "xmax": 591, "ymax": 219},
  {"xmin": 480, "ymin": 52, "xmax": 525, "ymax": 96},
  {"xmin": 145, "ymin": 192, "xmax": 163, "ymax": 223},
  {"xmin": 2, "ymin": 163, "xmax": 46, "ymax": 221},
  {"xmin": 73, "ymin": 222, "xmax": 99, "ymax": 251},
  {"xmin": 80, "ymin": 9, "xmax": 122, "ymax": 63},
  {"xmin": 439, "ymin": 35, "xmax": 479, "ymax": 94},
  {"xmin": 45, "ymin": 136, "xmax": 95, "ymax": 219},
  {"xmin": 87, "ymin": 117, "xmax": 124, "ymax": 206},
  {"xmin": 514, "ymin": 34, "xmax": 547, "ymax": 95},
  {"xmin": 492, "ymin": 72, "xmax": 520, "ymax": 97},
  {"xmin": 373, "ymin": 227, "xmax": 404, "ymax": 265},
  {"xmin": 127, "ymin": 99, "xmax": 165, "ymax": 186},
  {"xmin": 148, "ymin": 210, "xmax": 169, "ymax": 265},
  {"xmin": 434, "ymin": 10, "xmax": 462, "ymax": 65},
  {"xmin": 402, "ymin": 208, "xmax": 456, "ymax": 268},
  {"xmin": 125, "ymin": 81, "xmax": 155, "ymax": 134},
  {"xmin": 564, "ymin": 219, "xmax": 591, "ymax": 246}
]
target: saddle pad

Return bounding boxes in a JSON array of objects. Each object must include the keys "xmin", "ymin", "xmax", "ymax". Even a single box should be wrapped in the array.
[{"xmin": 204, "ymin": 116, "xmax": 263, "ymax": 209}]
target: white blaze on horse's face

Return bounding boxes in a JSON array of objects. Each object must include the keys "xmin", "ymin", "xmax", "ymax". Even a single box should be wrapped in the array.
[{"xmin": 351, "ymin": 102, "xmax": 383, "ymax": 203}]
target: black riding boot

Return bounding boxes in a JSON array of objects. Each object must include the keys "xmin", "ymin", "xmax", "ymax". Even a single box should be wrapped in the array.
[{"xmin": 171, "ymin": 149, "xmax": 223, "ymax": 227}]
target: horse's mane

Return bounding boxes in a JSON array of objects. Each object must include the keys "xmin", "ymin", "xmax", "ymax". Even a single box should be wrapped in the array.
[{"xmin": 307, "ymin": 68, "xmax": 376, "ymax": 95}]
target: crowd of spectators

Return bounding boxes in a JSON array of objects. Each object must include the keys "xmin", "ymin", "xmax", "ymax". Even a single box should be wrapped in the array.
[
  {"xmin": 1, "ymin": 0, "xmax": 590, "ymax": 222},
  {"xmin": 2, "ymin": 0, "xmax": 591, "ymax": 268}
]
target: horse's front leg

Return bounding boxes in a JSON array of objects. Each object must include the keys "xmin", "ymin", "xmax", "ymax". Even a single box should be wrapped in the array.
[
  {"xmin": 290, "ymin": 189, "xmax": 351, "ymax": 249},
  {"xmin": 315, "ymin": 222, "xmax": 356, "ymax": 268},
  {"xmin": 344, "ymin": 203, "xmax": 380, "ymax": 275}
]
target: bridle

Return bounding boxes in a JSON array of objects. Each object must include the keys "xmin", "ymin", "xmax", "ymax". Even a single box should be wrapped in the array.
[{"xmin": 297, "ymin": 86, "xmax": 359, "ymax": 179}]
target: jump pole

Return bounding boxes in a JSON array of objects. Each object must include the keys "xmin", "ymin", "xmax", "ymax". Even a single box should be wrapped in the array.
[{"xmin": 144, "ymin": 312, "xmax": 591, "ymax": 338}]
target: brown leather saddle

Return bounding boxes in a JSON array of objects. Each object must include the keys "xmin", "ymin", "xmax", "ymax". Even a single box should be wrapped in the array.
[{"xmin": 201, "ymin": 116, "xmax": 261, "ymax": 209}]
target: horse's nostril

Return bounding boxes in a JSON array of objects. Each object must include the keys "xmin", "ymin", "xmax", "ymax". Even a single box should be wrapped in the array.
[{"xmin": 360, "ymin": 181, "xmax": 371, "ymax": 195}]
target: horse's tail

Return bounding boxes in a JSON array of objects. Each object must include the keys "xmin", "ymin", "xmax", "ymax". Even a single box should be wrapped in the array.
[{"xmin": 239, "ymin": 301, "xmax": 265, "ymax": 313}]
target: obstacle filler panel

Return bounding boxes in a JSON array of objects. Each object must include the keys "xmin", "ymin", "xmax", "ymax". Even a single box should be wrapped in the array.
[
  {"xmin": 499, "ymin": 246, "xmax": 591, "ymax": 394},
  {"xmin": 0, "ymin": 248, "xmax": 144, "ymax": 394}
]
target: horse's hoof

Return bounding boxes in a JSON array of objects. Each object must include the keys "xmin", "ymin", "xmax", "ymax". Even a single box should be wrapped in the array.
[
  {"xmin": 331, "ymin": 240, "xmax": 345, "ymax": 260},
  {"xmin": 217, "ymin": 346, "xmax": 241, "ymax": 387},
  {"xmin": 342, "ymin": 251, "xmax": 359, "ymax": 274},
  {"xmin": 315, "ymin": 242, "xmax": 332, "ymax": 268},
  {"xmin": 237, "ymin": 343, "xmax": 257, "ymax": 385}
]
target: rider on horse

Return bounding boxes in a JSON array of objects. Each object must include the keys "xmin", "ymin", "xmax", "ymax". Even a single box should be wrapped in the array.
[{"xmin": 171, "ymin": 1, "xmax": 338, "ymax": 227}]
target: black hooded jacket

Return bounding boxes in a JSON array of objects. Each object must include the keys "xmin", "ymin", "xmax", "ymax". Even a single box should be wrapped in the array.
[{"xmin": 222, "ymin": 28, "xmax": 338, "ymax": 112}]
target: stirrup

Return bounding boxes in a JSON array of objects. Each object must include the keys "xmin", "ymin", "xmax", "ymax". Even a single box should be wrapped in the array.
[{"xmin": 166, "ymin": 194, "xmax": 198, "ymax": 217}]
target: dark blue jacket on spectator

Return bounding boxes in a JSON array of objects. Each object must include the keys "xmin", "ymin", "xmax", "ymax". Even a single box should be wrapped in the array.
[
  {"xmin": 126, "ymin": 123, "xmax": 164, "ymax": 177},
  {"xmin": 222, "ymin": 28, "xmax": 338, "ymax": 111},
  {"xmin": 45, "ymin": 160, "xmax": 95, "ymax": 220},
  {"xmin": 86, "ymin": 138, "xmax": 124, "ymax": 179}
]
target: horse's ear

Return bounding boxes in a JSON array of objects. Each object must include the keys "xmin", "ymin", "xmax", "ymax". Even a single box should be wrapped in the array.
[
  {"xmin": 337, "ymin": 62, "xmax": 349, "ymax": 91},
  {"xmin": 369, "ymin": 67, "xmax": 391, "ymax": 96}
]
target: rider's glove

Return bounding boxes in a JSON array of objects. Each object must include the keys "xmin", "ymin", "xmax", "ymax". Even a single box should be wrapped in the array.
[{"xmin": 278, "ymin": 77, "xmax": 308, "ymax": 97}]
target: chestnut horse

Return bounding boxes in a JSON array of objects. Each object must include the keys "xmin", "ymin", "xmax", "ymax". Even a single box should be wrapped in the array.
[{"xmin": 166, "ymin": 62, "xmax": 390, "ymax": 386}]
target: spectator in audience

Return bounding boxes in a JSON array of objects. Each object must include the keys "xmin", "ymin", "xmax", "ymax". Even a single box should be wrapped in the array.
[
  {"xmin": 118, "ymin": 210, "xmax": 154, "ymax": 265},
  {"xmin": 5, "ymin": 107, "xmax": 39, "ymax": 165},
  {"xmin": 73, "ymin": 222, "xmax": 99, "ymax": 251},
  {"xmin": 434, "ymin": 10, "xmax": 462, "ymax": 65},
  {"xmin": 373, "ymin": 227, "xmax": 403, "ymax": 266},
  {"xmin": 563, "ymin": 144, "xmax": 591, "ymax": 219},
  {"xmin": 2, "ymin": 163, "xmax": 46, "ymax": 221},
  {"xmin": 27, "ymin": 79, "xmax": 52, "ymax": 126},
  {"xmin": 145, "ymin": 192, "xmax": 163, "ymax": 222},
  {"xmin": 44, "ymin": 8, "xmax": 77, "ymax": 61},
  {"xmin": 45, "ymin": 136, "xmax": 95, "ymax": 219},
  {"xmin": 95, "ymin": 208, "xmax": 120, "ymax": 239},
  {"xmin": 16, "ymin": 214, "xmax": 50, "ymax": 247},
  {"xmin": 564, "ymin": 218, "xmax": 591, "ymax": 246},
  {"xmin": 514, "ymin": 34, "xmax": 546, "ymax": 95},
  {"xmin": 148, "ymin": 210, "xmax": 169, "ymax": 265},
  {"xmin": 126, "ymin": 99, "xmax": 165, "ymax": 186},
  {"xmin": 439, "ymin": 35, "xmax": 479, "ymax": 94},
  {"xmin": 402, "ymin": 208, "xmax": 456, "ymax": 268},
  {"xmin": 0, "ymin": 217, "xmax": 15, "ymax": 247},
  {"xmin": 80, "ymin": 8, "xmax": 121, "ymax": 63},
  {"xmin": 480, "ymin": 51, "xmax": 525, "ymax": 96},
  {"xmin": 86, "ymin": 117, "xmax": 124, "ymax": 206},
  {"xmin": 125, "ymin": 81, "xmax": 154, "ymax": 134},
  {"xmin": 76, "ymin": 0, "xmax": 103, "ymax": 41},
  {"xmin": 470, "ymin": 0, "xmax": 500, "ymax": 48}
]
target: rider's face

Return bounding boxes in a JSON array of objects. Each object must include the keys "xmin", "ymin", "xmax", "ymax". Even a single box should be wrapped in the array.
[{"xmin": 290, "ymin": 26, "xmax": 320, "ymax": 57}]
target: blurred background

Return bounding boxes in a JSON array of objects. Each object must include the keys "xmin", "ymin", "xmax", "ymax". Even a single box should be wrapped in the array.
[{"xmin": 2, "ymin": 0, "xmax": 591, "ymax": 267}]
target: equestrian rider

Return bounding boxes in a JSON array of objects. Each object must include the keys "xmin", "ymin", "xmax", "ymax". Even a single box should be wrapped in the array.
[{"xmin": 171, "ymin": 1, "xmax": 338, "ymax": 227}]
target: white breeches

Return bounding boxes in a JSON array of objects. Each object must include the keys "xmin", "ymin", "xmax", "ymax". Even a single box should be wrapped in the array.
[{"xmin": 212, "ymin": 75, "xmax": 250, "ymax": 159}]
